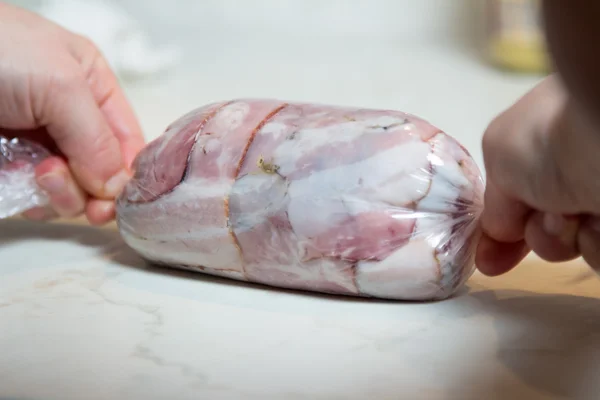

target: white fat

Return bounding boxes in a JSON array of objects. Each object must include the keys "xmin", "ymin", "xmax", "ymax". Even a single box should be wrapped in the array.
[
  {"xmin": 417, "ymin": 134, "xmax": 469, "ymax": 213},
  {"xmin": 136, "ymin": 226, "xmax": 229, "ymax": 241},
  {"xmin": 273, "ymin": 115, "xmax": 411, "ymax": 175},
  {"xmin": 246, "ymin": 256, "xmax": 358, "ymax": 295},
  {"xmin": 118, "ymin": 178, "xmax": 233, "ymax": 237},
  {"xmin": 260, "ymin": 121, "xmax": 291, "ymax": 140},
  {"xmin": 413, "ymin": 213, "xmax": 453, "ymax": 236},
  {"xmin": 369, "ymin": 115, "xmax": 407, "ymax": 127},
  {"xmin": 287, "ymin": 196, "xmax": 349, "ymax": 239},
  {"xmin": 155, "ymin": 104, "xmax": 221, "ymax": 154},
  {"xmin": 120, "ymin": 230, "xmax": 243, "ymax": 271},
  {"xmin": 411, "ymin": 213, "xmax": 454, "ymax": 250},
  {"xmin": 231, "ymin": 173, "xmax": 279, "ymax": 195},
  {"xmin": 291, "ymin": 139, "xmax": 430, "ymax": 195},
  {"xmin": 200, "ymin": 136, "xmax": 222, "ymax": 153},
  {"xmin": 229, "ymin": 174, "xmax": 289, "ymax": 231},
  {"xmin": 337, "ymin": 194, "xmax": 379, "ymax": 215},
  {"xmin": 287, "ymin": 140, "xmax": 430, "ymax": 238},
  {"xmin": 162, "ymin": 178, "xmax": 232, "ymax": 203},
  {"xmin": 211, "ymin": 101, "xmax": 250, "ymax": 131},
  {"xmin": 194, "ymin": 268, "xmax": 246, "ymax": 282},
  {"xmin": 371, "ymin": 169, "xmax": 431, "ymax": 208},
  {"xmin": 356, "ymin": 239, "xmax": 441, "ymax": 300}
]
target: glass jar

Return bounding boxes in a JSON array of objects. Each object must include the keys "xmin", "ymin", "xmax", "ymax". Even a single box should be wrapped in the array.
[{"xmin": 485, "ymin": 0, "xmax": 549, "ymax": 73}]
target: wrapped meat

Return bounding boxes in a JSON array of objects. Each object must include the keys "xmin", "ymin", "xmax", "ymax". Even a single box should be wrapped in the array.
[
  {"xmin": 0, "ymin": 136, "xmax": 50, "ymax": 219},
  {"xmin": 116, "ymin": 99, "xmax": 484, "ymax": 300}
]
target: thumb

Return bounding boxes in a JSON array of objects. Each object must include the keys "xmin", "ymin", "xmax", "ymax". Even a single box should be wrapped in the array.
[{"xmin": 40, "ymin": 69, "xmax": 130, "ymax": 200}]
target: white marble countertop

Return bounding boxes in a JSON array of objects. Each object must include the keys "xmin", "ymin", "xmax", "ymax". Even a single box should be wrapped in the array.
[{"xmin": 3, "ymin": 35, "xmax": 600, "ymax": 400}]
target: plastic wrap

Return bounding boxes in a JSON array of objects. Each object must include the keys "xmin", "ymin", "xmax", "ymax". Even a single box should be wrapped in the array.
[
  {"xmin": 116, "ymin": 99, "xmax": 485, "ymax": 301},
  {"xmin": 0, "ymin": 136, "xmax": 50, "ymax": 219}
]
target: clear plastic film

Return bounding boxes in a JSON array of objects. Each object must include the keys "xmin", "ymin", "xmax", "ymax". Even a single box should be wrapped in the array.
[
  {"xmin": 115, "ymin": 99, "xmax": 485, "ymax": 301},
  {"xmin": 0, "ymin": 136, "xmax": 50, "ymax": 219}
]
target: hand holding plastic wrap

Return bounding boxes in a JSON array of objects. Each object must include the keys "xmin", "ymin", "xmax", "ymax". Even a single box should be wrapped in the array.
[
  {"xmin": 0, "ymin": 136, "xmax": 50, "ymax": 219},
  {"xmin": 115, "ymin": 99, "xmax": 485, "ymax": 301}
]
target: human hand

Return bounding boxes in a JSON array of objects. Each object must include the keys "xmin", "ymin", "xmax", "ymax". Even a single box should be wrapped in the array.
[
  {"xmin": 476, "ymin": 74, "xmax": 600, "ymax": 275},
  {"xmin": 0, "ymin": 2, "xmax": 145, "ymax": 225}
]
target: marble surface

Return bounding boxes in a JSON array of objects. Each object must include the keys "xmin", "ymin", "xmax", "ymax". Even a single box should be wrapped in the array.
[
  {"xmin": 3, "ymin": 35, "xmax": 600, "ymax": 400},
  {"xmin": 2, "ymin": 219, "xmax": 600, "ymax": 400}
]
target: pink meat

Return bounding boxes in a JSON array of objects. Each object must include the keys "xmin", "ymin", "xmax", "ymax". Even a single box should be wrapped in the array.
[
  {"xmin": 122, "ymin": 101, "xmax": 228, "ymax": 203},
  {"xmin": 116, "ymin": 99, "xmax": 484, "ymax": 301},
  {"xmin": 116, "ymin": 100, "xmax": 286, "ymax": 279},
  {"xmin": 228, "ymin": 173, "xmax": 358, "ymax": 295}
]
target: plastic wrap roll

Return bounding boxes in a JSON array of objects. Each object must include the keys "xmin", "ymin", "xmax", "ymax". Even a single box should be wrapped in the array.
[{"xmin": 0, "ymin": 136, "xmax": 50, "ymax": 219}]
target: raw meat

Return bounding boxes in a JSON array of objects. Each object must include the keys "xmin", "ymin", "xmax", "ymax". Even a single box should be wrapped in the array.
[{"xmin": 115, "ymin": 99, "xmax": 484, "ymax": 300}]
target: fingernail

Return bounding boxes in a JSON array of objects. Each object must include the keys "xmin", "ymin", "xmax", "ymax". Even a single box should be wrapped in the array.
[
  {"xmin": 104, "ymin": 169, "xmax": 131, "ymax": 197},
  {"xmin": 543, "ymin": 213, "xmax": 565, "ymax": 236},
  {"xmin": 38, "ymin": 172, "xmax": 67, "ymax": 194}
]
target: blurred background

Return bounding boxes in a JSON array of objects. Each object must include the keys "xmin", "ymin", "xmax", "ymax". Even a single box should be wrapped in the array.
[{"xmin": 6, "ymin": 0, "xmax": 549, "ymax": 171}]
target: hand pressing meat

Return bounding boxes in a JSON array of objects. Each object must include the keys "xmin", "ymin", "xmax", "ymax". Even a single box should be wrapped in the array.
[{"xmin": 115, "ymin": 99, "xmax": 484, "ymax": 300}]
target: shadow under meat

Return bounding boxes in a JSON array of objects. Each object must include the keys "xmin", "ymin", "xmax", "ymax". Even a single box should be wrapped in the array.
[
  {"xmin": 4, "ymin": 220, "xmax": 600, "ymax": 398},
  {"xmin": 0, "ymin": 218, "xmax": 437, "ymax": 304},
  {"xmin": 448, "ymin": 289, "xmax": 600, "ymax": 400}
]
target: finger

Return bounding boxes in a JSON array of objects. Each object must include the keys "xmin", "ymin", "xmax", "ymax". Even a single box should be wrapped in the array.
[
  {"xmin": 524, "ymin": 212, "xmax": 580, "ymax": 262},
  {"xmin": 39, "ymin": 65, "xmax": 131, "ymax": 200},
  {"xmin": 22, "ymin": 206, "xmax": 58, "ymax": 221},
  {"xmin": 476, "ymin": 233, "xmax": 530, "ymax": 276},
  {"xmin": 85, "ymin": 199, "xmax": 116, "ymax": 226},
  {"xmin": 71, "ymin": 38, "xmax": 146, "ymax": 168},
  {"xmin": 480, "ymin": 179, "xmax": 531, "ymax": 243},
  {"xmin": 578, "ymin": 216, "xmax": 600, "ymax": 274},
  {"xmin": 34, "ymin": 156, "xmax": 87, "ymax": 218}
]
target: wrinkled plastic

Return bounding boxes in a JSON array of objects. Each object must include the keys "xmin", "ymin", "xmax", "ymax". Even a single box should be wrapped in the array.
[
  {"xmin": 0, "ymin": 136, "xmax": 50, "ymax": 219},
  {"xmin": 115, "ymin": 99, "xmax": 485, "ymax": 301}
]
